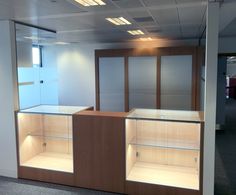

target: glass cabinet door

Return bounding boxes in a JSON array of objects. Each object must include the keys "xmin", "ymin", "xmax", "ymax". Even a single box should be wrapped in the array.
[
  {"xmin": 126, "ymin": 119, "xmax": 201, "ymax": 190},
  {"xmin": 18, "ymin": 112, "xmax": 73, "ymax": 173},
  {"xmin": 126, "ymin": 109, "xmax": 203, "ymax": 190}
]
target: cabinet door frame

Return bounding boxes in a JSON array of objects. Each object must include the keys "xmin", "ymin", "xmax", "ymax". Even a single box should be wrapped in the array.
[{"xmin": 95, "ymin": 47, "xmax": 203, "ymax": 112}]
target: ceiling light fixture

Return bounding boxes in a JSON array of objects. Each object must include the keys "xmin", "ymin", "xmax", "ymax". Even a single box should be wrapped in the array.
[
  {"xmin": 106, "ymin": 17, "xmax": 131, "ymax": 25},
  {"xmin": 140, "ymin": 37, "xmax": 152, "ymax": 41},
  {"xmin": 55, "ymin": 42, "xmax": 70, "ymax": 45},
  {"xmin": 24, "ymin": 36, "xmax": 45, "ymax": 41},
  {"xmin": 74, "ymin": 0, "xmax": 106, "ymax": 6},
  {"xmin": 128, "ymin": 30, "xmax": 144, "ymax": 35}
]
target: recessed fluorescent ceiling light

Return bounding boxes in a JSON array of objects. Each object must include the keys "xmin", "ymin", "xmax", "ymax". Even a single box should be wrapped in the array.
[
  {"xmin": 24, "ymin": 36, "xmax": 45, "ymax": 41},
  {"xmin": 74, "ymin": 0, "xmax": 106, "ymax": 6},
  {"xmin": 106, "ymin": 17, "xmax": 131, "ymax": 25},
  {"xmin": 55, "ymin": 42, "xmax": 69, "ymax": 45},
  {"xmin": 128, "ymin": 30, "xmax": 144, "ymax": 35},
  {"xmin": 140, "ymin": 37, "xmax": 152, "ymax": 41}
]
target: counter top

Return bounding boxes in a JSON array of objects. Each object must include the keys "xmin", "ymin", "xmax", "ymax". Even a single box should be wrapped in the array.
[{"xmin": 19, "ymin": 105, "xmax": 92, "ymax": 115}]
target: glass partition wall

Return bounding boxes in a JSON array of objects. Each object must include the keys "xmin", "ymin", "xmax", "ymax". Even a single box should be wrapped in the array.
[
  {"xmin": 15, "ymin": 23, "xmax": 58, "ymax": 109},
  {"xmin": 15, "ymin": 23, "xmax": 76, "ymax": 173}
]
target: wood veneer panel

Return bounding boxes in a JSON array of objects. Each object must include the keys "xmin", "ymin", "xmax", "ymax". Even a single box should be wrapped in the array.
[
  {"xmin": 125, "ymin": 56, "xmax": 129, "ymax": 112},
  {"xmin": 18, "ymin": 166, "xmax": 74, "ymax": 186},
  {"xmin": 73, "ymin": 111, "xmax": 126, "ymax": 193},
  {"xmin": 156, "ymin": 56, "xmax": 161, "ymax": 109},
  {"xmin": 126, "ymin": 181, "xmax": 201, "ymax": 195}
]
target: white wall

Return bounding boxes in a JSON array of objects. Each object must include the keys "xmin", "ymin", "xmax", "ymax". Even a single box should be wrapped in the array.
[
  {"xmin": 0, "ymin": 21, "xmax": 18, "ymax": 178},
  {"xmin": 56, "ymin": 44, "xmax": 96, "ymax": 107}
]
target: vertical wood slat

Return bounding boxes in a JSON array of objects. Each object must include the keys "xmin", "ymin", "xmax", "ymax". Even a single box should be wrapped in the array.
[
  {"xmin": 196, "ymin": 47, "xmax": 204, "ymax": 111},
  {"xmin": 156, "ymin": 56, "xmax": 161, "ymax": 109},
  {"xmin": 125, "ymin": 56, "xmax": 129, "ymax": 112},
  {"xmin": 192, "ymin": 48, "xmax": 198, "ymax": 111},
  {"xmin": 95, "ymin": 54, "xmax": 100, "ymax": 111}
]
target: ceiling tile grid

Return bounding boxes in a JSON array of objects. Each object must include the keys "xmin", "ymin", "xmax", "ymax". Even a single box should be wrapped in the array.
[{"xmin": 0, "ymin": 0, "xmax": 216, "ymax": 43}]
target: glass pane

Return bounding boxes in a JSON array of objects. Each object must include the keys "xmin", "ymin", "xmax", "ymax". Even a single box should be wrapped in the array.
[
  {"xmin": 128, "ymin": 56, "xmax": 157, "ymax": 110},
  {"xmin": 32, "ymin": 47, "xmax": 40, "ymax": 65},
  {"xmin": 161, "ymin": 55, "xmax": 192, "ymax": 110},
  {"xmin": 99, "ymin": 57, "xmax": 125, "ymax": 112},
  {"xmin": 16, "ymin": 23, "xmax": 57, "ymax": 109}
]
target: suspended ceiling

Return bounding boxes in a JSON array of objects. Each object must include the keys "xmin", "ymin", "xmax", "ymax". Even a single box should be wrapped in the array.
[{"xmin": 0, "ymin": 0, "xmax": 236, "ymax": 43}]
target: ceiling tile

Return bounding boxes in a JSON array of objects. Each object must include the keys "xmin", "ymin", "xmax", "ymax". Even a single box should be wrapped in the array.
[
  {"xmin": 110, "ymin": 0, "xmax": 144, "ymax": 8},
  {"xmin": 127, "ymin": 10, "xmax": 151, "ymax": 18},
  {"xmin": 150, "ymin": 8, "xmax": 179, "ymax": 25},
  {"xmin": 142, "ymin": 0, "xmax": 175, "ymax": 6},
  {"xmin": 178, "ymin": 5, "xmax": 206, "ymax": 25},
  {"xmin": 181, "ymin": 25, "xmax": 199, "ymax": 38},
  {"xmin": 220, "ymin": 17, "xmax": 236, "ymax": 37},
  {"xmin": 176, "ymin": 0, "xmax": 205, "ymax": 3}
]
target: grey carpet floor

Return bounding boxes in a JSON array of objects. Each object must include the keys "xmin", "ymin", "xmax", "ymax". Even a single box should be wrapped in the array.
[
  {"xmin": 215, "ymin": 99, "xmax": 236, "ymax": 195},
  {"xmin": 0, "ymin": 176, "xmax": 118, "ymax": 195}
]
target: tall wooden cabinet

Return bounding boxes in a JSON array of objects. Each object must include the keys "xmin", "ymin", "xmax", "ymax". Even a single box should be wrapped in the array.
[{"xmin": 73, "ymin": 111, "xmax": 127, "ymax": 193}]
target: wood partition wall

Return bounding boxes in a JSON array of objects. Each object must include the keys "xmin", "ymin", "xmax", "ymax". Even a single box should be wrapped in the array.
[{"xmin": 95, "ymin": 46, "xmax": 203, "ymax": 112}]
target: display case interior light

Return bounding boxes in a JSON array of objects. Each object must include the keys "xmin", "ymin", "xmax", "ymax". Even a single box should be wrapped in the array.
[
  {"xmin": 106, "ymin": 17, "xmax": 131, "ymax": 25},
  {"xmin": 140, "ymin": 37, "xmax": 153, "ymax": 41},
  {"xmin": 74, "ymin": 0, "xmax": 106, "ymax": 6},
  {"xmin": 128, "ymin": 30, "xmax": 144, "ymax": 35}
]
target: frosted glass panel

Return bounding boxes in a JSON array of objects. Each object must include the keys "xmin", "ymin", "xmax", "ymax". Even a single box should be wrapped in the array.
[
  {"xmin": 129, "ymin": 57, "xmax": 157, "ymax": 109},
  {"xmin": 99, "ymin": 57, "xmax": 125, "ymax": 112},
  {"xmin": 18, "ymin": 67, "xmax": 40, "ymax": 109},
  {"xmin": 161, "ymin": 55, "xmax": 192, "ymax": 110}
]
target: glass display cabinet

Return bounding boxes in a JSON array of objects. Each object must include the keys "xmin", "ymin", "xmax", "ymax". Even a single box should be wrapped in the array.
[
  {"xmin": 17, "ymin": 105, "xmax": 91, "ymax": 173},
  {"xmin": 126, "ymin": 109, "xmax": 204, "ymax": 191}
]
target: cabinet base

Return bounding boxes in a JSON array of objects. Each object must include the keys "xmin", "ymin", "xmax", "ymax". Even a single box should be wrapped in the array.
[
  {"xmin": 126, "ymin": 181, "xmax": 201, "ymax": 195},
  {"xmin": 18, "ymin": 166, "xmax": 74, "ymax": 186}
]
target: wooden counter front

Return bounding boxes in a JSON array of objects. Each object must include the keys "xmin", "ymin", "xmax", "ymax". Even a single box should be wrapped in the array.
[{"xmin": 73, "ymin": 111, "xmax": 127, "ymax": 194}]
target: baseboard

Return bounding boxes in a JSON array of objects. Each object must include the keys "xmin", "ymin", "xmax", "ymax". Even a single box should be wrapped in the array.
[{"xmin": 0, "ymin": 168, "xmax": 17, "ymax": 178}]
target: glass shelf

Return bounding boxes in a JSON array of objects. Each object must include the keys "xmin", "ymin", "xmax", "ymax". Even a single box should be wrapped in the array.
[
  {"xmin": 19, "ymin": 105, "xmax": 91, "ymax": 115},
  {"xmin": 129, "ymin": 138, "xmax": 200, "ymax": 151},
  {"xmin": 127, "ymin": 109, "xmax": 204, "ymax": 122},
  {"xmin": 28, "ymin": 131, "xmax": 72, "ymax": 140}
]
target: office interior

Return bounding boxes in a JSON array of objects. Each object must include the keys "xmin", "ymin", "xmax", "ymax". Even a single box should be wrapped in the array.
[{"xmin": 0, "ymin": 0, "xmax": 236, "ymax": 195}]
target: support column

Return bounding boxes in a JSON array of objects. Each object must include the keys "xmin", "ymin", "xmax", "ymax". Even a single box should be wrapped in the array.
[
  {"xmin": 0, "ymin": 20, "xmax": 18, "ymax": 178},
  {"xmin": 203, "ymin": 2, "xmax": 220, "ymax": 195}
]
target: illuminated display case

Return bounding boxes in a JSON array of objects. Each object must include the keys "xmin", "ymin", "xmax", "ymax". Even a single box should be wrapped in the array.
[
  {"xmin": 17, "ymin": 105, "xmax": 91, "ymax": 173},
  {"xmin": 126, "ymin": 109, "xmax": 204, "ymax": 191}
]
